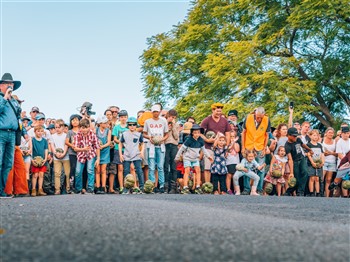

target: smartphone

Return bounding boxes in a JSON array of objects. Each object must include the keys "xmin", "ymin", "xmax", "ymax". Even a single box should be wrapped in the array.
[
  {"xmin": 7, "ymin": 86, "xmax": 13, "ymax": 93},
  {"xmin": 289, "ymin": 101, "xmax": 294, "ymax": 109}
]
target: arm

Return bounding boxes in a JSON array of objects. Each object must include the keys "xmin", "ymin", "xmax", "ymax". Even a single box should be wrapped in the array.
[
  {"xmin": 288, "ymin": 107, "xmax": 293, "ymax": 128},
  {"xmin": 162, "ymin": 132, "xmax": 169, "ymax": 143},
  {"xmin": 201, "ymin": 146, "xmax": 213, "ymax": 162},
  {"xmin": 43, "ymin": 149, "xmax": 49, "ymax": 164},
  {"xmin": 175, "ymin": 144, "xmax": 188, "ymax": 161},
  {"xmin": 225, "ymin": 131, "xmax": 230, "ymax": 148},
  {"xmin": 269, "ymin": 155, "xmax": 276, "ymax": 174},
  {"xmin": 102, "ymin": 130, "xmax": 112, "ymax": 149},
  {"xmin": 287, "ymin": 153, "xmax": 294, "ymax": 177},
  {"xmin": 302, "ymin": 143, "xmax": 314, "ymax": 156},
  {"xmin": 281, "ymin": 162, "xmax": 286, "ymax": 176},
  {"xmin": 241, "ymin": 129, "xmax": 247, "ymax": 152}
]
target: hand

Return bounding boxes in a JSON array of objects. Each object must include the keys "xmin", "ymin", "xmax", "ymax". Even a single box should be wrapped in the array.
[
  {"xmin": 84, "ymin": 146, "xmax": 91, "ymax": 152},
  {"xmin": 140, "ymin": 153, "xmax": 144, "ymax": 159},
  {"xmin": 94, "ymin": 158, "xmax": 100, "ymax": 167},
  {"xmin": 4, "ymin": 86, "xmax": 12, "ymax": 100},
  {"xmin": 207, "ymin": 138, "xmax": 216, "ymax": 144},
  {"xmin": 289, "ymin": 107, "xmax": 293, "ymax": 114},
  {"xmin": 309, "ymin": 150, "xmax": 314, "ymax": 156},
  {"xmin": 208, "ymin": 156, "xmax": 214, "ymax": 163},
  {"xmin": 120, "ymin": 155, "xmax": 124, "ymax": 162},
  {"xmin": 260, "ymin": 149, "xmax": 266, "ymax": 158},
  {"xmin": 243, "ymin": 168, "xmax": 248, "ymax": 173},
  {"xmin": 289, "ymin": 173, "xmax": 294, "ymax": 178}
]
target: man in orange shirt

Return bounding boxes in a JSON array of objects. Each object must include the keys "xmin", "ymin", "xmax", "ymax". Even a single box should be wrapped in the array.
[{"xmin": 241, "ymin": 107, "xmax": 271, "ymax": 194}]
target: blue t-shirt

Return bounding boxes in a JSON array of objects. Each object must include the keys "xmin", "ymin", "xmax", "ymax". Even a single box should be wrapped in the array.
[
  {"xmin": 32, "ymin": 137, "xmax": 48, "ymax": 159},
  {"xmin": 112, "ymin": 124, "xmax": 129, "ymax": 150}
]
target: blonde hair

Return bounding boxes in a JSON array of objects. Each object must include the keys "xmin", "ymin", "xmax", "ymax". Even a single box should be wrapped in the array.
[
  {"xmin": 308, "ymin": 129, "xmax": 320, "ymax": 136},
  {"xmin": 243, "ymin": 149, "xmax": 256, "ymax": 158},
  {"xmin": 34, "ymin": 125, "xmax": 44, "ymax": 132}
]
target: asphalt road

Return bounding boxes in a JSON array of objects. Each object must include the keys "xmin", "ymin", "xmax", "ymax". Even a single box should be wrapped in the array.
[{"xmin": 1, "ymin": 195, "xmax": 349, "ymax": 262}]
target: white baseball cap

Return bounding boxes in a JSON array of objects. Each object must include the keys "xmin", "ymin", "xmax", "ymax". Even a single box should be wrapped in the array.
[
  {"xmin": 96, "ymin": 115, "xmax": 108, "ymax": 124},
  {"xmin": 151, "ymin": 105, "xmax": 161, "ymax": 112}
]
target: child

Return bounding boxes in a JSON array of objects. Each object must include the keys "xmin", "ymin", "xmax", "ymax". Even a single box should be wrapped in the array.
[
  {"xmin": 233, "ymin": 150, "xmax": 264, "ymax": 196},
  {"xmin": 51, "ymin": 119, "xmax": 70, "ymax": 195},
  {"xmin": 119, "ymin": 117, "xmax": 144, "ymax": 193},
  {"xmin": 284, "ymin": 127, "xmax": 314, "ymax": 196},
  {"xmin": 20, "ymin": 136, "xmax": 32, "ymax": 183},
  {"xmin": 306, "ymin": 130, "xmax": 325, "ymax": 196},
  {"xmin": 95, "ymin": 115, "xmax": 111, "ymax": 194},
  {"xmin": 65, "ymin": 114, "xmax": 81, "ymax": 191},
  {"xmin": 112, "ymin": 110, "xmax": 129, "ymax": 193},
  {"xmin": 31, "ymin": 126, "xmax": 48, "ymax": 196},
  {"xmin": 211, "ymin": 133, "xmax": 229, "ymax": 195},
  {"xmin": 264, "ymin": 146, "xmax": 287, "ymax": 196},
  {"xmin": 74, "ymin": 119, "xmax": 100, "ymax": 194},
  {"xmin": 226, "ymin": 130, "xmax": 240, "ymax": 194},
  {"xmin": 175, "ymin": 124, "xmax": 212, "ymax": 194}
]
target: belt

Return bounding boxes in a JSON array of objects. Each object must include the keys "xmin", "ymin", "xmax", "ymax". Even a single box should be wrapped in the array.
[{"xmin": 0, "ymin": 129, "xmax": 16, "ymax": 132}]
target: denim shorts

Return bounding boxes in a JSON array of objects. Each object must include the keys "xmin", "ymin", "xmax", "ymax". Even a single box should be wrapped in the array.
[
  {"xmin": 323, "ymin": 162, "xmax": 337, "ymax": 172},
  {"xmin": 23, "ymin": 155, "xmax": 31, "ymax": 163},
  {"xmin": 183, "ymin": 160, "xmax": 200, "ymax": 168}
]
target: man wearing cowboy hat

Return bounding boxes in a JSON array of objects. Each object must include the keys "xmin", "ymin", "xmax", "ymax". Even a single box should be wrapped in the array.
[{"xmin": 0, "ymin": 73, "xmax": 22, "ymax": 197}]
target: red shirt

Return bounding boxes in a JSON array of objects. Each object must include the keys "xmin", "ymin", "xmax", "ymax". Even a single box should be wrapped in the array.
[
  {"xmin": 200, "ymin": 115, "xmax": 231, "ymax": 149},
  {"xmin": 74, "ymin": 130, "xmax": 100, "ymax": 163}
]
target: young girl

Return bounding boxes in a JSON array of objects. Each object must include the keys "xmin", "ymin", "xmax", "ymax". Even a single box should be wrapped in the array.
[
  {"xmin": 31, "ymin": 126, "xmax": 48, "ymax": 197},
  {"xmin": 175, "ymin": 124, "xmax": 212, "ymax": 194},
  {"xmin": 233, "ymin": 150, "xmax": 265, "ymax": 196},
  {"xmin": 65, "ymin": 114, "xmax": 81, "ymax": 191},
  {"xmin": 264, "ymin": 146, "xmax": 287, "ymax": 196},
  {"xmin": 95, "ymin": 115, "xmax": 111, "ymax": 194},
  {"xmin": 322, "ymin": 127, "xmax": 337, "ymax": 197},
  {"xmin": 211, "ymin": 133, "xmax": 229, "ymax": 195},
  {"xmin": 307, "ymin": 130, "xmax": 325, "ymax": 197},
  {"xmin": 226, "ymin": 130, "xmax": 240, "ymax": 195}
]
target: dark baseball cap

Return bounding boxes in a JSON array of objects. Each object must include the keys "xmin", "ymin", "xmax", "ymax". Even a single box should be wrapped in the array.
[
  {"xmin": 228, "ymin": 110, "xmax": 238, "ymax": 117},
  {"xmin": 341, "ymin": 126, "xmax": 350, "ymax": 133},
  {"xmin": 118, "ymin": 110, "xmax": 128, "ymax": 117},
  {"xmin": 287, "ymin": 127, "xmax": 299, "ymax": 137},
  {"xmin": 47, "ymin": 124, "xmax": 55, "ymax": 130}
]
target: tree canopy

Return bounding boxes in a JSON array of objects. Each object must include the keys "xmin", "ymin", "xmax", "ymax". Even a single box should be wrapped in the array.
[{"xmin": 141, "ymin": 0, "xmax": 350, "ymax": 128}]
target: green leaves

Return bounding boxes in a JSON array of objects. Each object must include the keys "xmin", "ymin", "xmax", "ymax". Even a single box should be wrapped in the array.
[{"xmin": 141, "ymin": 0, "xmax": 350, "ymax": 128}]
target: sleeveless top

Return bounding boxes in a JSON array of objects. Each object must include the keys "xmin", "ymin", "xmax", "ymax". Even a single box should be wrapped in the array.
[
  {"xmin": 322, "ymin": 140, "xmax": 336, "ymax": 164},
  {"xmin": 96, "ymin": 127, "xmax": 110, "ymax": 164}
]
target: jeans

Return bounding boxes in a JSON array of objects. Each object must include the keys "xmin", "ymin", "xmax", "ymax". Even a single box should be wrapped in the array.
[
  {"xmin": 123, "ymin": 160, "xmax": 144, "ymax": 189},
  {"xmin": 148, "ymin": 147, "xmax": 165, "ymax": 188},
  {"xmin": 243, "ymin": 150, "xmax": 266, "ymax": 191},
  {"xmin": 164, "ymin": 144, "xmax": 178, "ymax": 188},
  {"xmin": 75, "ymin": 158, "xmax": 96, "ymax": 191},
  {"xmin": 234, "ymin": 170, "xmax": 260, "ymax": 187},
  {"xmin": 0, "ymin": 130, "xmax": 15, "ymax": 196}
]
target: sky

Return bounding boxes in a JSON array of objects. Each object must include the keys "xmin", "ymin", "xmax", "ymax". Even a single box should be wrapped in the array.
[{"xmin": 0, "ymin": 0, "xmax": 191, "ymax": 122}]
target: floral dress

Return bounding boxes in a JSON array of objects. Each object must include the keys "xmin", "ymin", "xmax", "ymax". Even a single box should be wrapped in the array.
[
  {"xmin": 210, "ymin": 146, "xmax": 228, "ymax": 175},
  {"xmin": 264, "ymin": 155, "xmax": 287, "ymax": 185}
]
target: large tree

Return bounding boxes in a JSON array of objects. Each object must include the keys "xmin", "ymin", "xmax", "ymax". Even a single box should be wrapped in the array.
[{"xmin": 141, "ymin": 0, "xmax": 350, "ymax": 128}]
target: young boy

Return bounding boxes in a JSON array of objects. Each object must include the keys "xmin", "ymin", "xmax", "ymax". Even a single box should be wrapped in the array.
[
  {"xmin": 175, "ymin": 124, "xmax": 212, "ymax": 194},
  {"xmin": 119, "ymin": 117, "xmax": 145, "ymax": 193},
  {"xmin": 74, "ymin": 119, "xmax": 100, "ymax": 194},
  {"xmin": 284, "ymin": 127, "xmax": 313, "ymax": 196},
  {"xmin": 31, "ymin": 126, "xmax": 49, "ymax": 196},
  {"xmin": 112, "ymin": 110, "xmax": 129, "ymax": 193},
  {"xmin": 51, "ymin": 119, "xmax": 70, "ymax": 195}
]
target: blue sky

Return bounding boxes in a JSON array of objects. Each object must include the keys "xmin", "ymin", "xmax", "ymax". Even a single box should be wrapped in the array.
[{"xmin": 1, "ymin": 0, "xmax": 191, "ymax": 121}]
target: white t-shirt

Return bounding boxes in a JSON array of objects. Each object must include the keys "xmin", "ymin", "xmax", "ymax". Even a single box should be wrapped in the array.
[
  {"xmin": 143, "ymin": 117, "xmax": 169, "ymax": 149},
  {"xmin": 336, "ymin": 138, "xmax": 350, "ymax": 167},
  {"xmin": 51, "ymin": 133, "xmax": 69, "ymax": 160}
]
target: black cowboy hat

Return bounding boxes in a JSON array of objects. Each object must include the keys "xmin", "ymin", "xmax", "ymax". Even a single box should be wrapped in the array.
[
  {"xmin": 190, "ymin": 124, "xmax": 204, "ymax": 134},
  {"xmin": 0, "ymin": 73, "xmax": 21, "ymax": 91}
]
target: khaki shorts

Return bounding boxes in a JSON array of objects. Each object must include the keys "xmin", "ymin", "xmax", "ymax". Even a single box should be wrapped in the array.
[{"xmin": 204, "ymin": 149, "xmax": 214, "ymax": 170}]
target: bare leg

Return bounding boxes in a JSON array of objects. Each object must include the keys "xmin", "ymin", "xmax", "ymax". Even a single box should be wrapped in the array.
[
  {"xmin": 324, "ymin": 171, "xmax": 333, "ymax": 197},
  {"xmin": 315, "ymin": 177, "xmax": 320, "ymax": 193},
  {"xmin": 194, "ymin": 166, "xmax": 201, "ymax": 187},
  {"xmin": 95, "ymin": 165, "xmax": 101, "ymax": 188},
  {"xmin": 276, "ymin": 183, "xmax": 282, "ymax": 196},
  {"xmin": 38, "ymin": 172, "xmax": 44, "ymax": 190},
  {"xmin": 109, "ymin": 174, "xmax": 115, "ymax": 192},
  {"xmin": 118, "ymin": 164, "xmax": 124, "ymax": 188},
  {"xmin": 309, "ymin": 176, "xmax": 315, "ymax": 194},
  {"xmin": 226, "ymin": 173, "xmax": 232, "ymax": 192},
  {"xmin": 101, "ymin": 164, "xmax": 107, "ymax": 188},
  {"xmin": 204, "ymin": 170, "xmax": 211, "ymax": 183},
  {"xmin": 183, "ymin": 167, "xmax": 190, "ymax": 187}
]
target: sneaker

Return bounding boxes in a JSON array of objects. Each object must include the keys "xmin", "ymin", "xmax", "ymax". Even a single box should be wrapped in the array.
[
  {"xmin": 132, "ymin": 187, "xmax": 142, "ymax": 194},
  {"xmin": 181, "ymin": 187, "xmax": 190, "ymax": 194},
  {"xmin": 241, "ymin": 190, "xmax": 250, "ymax": 195},
  {"xmin": 227, "ymin": 189, "xmax": 233, "ymax": 195},
  {"xmin": 168, "ymin": 188, "xmax": 177, "ymax": 194},
  {"xmin": 257, "ymin": 189, "xmax": 264, "ymax": 195},
  {"xmin": 122, "ymin": 188, "xmax": 130, "ymax": 194},
  {"xmin": 119, "ymin": 187, "xmax": 124, "ymax": 194},
  {"xmin": 15, "ymin": 193, "xmax": 29, "ymax": 198},
  {"xmin": 194, "ymin": 187, "xmax": 203, "ymax": 194},
  {"xmin": 316, "ymin": 193, "xmax": 320, "ymax": 197},
  {"xmin": 153, "ymin": 187, "xmax": 160, "ymax": 194},
  {"xmin": 73, "ymin": 190, "xmax": 82, "ymax": 194},
  {"xmin": 0, "ymin": 194, "xmax": 14, "ymax": 199},
  {"xmin": 159, "ymin": 187, "xmax": 165, "ymax": 194},
  {"xmin": 100, "ymin": 187, "xmax": 106, "ymax": 194},
  {"xmin": 296, "ymin": 191, "xmax": 305, "ymax": 197},
  {"xmin": 86, "ymin": 189, "xmax": 94, "ymax": 194}
]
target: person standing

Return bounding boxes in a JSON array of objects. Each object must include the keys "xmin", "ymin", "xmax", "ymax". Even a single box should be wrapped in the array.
[
  {"xmin": 200, "ymin": 103, "xmax": 231, "ymax": 183},
  {"xmin": 164, "ymin": 109, "xmax": 180, "ymax": 193},
  {"xmin": 241, "ymin": 107, "xmax": 271, "ymax": 194},
  {"xmin": 143, "ymin": 104, "xmax": 169, "ymax": 193},
  {"xmin": 0, "ymin": 73, "xmax": 22, "ymax": 198}
]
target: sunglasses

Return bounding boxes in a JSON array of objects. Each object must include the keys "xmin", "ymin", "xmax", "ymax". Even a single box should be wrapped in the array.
[
  {"xmin": 128, "ymin": 123, "xmax": 137, "ymax": 126},
  {"xmin": 216, "ymin": 106, "xmax": 223, "ymax": 109},
  {"xmin": 111, "ymin": 111, "xmax": 118, "ymax": 113}
]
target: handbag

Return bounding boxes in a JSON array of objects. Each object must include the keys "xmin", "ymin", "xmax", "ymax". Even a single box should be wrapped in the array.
[{"xmin": 8, "ymin": 100, "xmax": 22, "ymax": 146}]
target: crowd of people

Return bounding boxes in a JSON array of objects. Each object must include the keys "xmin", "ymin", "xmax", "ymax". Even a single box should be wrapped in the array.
[{"xmin": 1, "ymin": 72, "xmax": 350, "ymax": 198}]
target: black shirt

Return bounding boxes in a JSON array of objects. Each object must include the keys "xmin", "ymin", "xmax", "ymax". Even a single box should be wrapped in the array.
[{"xmin": 285, "ymin": 138, "xmax": 304, "ymax": 161}]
